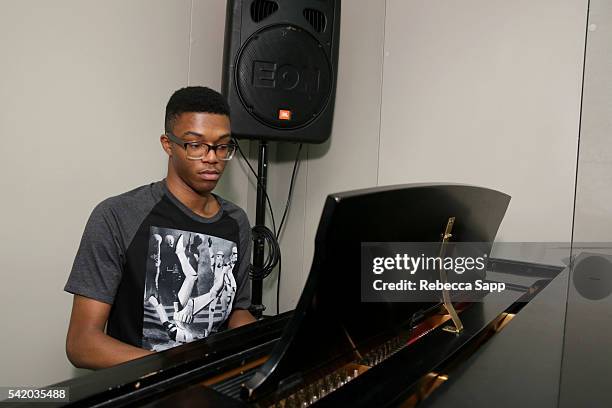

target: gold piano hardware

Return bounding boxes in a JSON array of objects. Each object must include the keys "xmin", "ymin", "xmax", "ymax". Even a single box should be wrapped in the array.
[{"xmin": 439, "ymin": 217, "xmax": 464, "ymax": 334}]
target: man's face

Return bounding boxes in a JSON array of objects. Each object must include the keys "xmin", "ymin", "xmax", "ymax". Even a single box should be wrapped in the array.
[{"xmin": 163, "ymin": 112, "xmax": 231, "ymax": 195}]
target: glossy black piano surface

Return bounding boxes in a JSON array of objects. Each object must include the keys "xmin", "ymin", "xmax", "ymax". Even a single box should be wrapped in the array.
[{"xmin": 11, "ymin": 184, "xmax": 611, "ymax": 408}]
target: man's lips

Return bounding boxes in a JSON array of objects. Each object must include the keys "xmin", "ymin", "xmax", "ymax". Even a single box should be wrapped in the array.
[{"xmin": 197, "ymin": 170, "xmax": 220, "ymax": 181}]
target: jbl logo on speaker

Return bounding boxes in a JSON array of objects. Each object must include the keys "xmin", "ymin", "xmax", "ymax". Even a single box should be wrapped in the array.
[{"xmin": 278, "ymin": 110, "xmax": 292, "ymax": 121}]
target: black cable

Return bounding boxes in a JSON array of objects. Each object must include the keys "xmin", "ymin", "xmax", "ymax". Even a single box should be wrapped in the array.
[
  {"xmin": 235, "ymin": 139, "xmax": 277, "ymax": 234},
  {"xmin": 249, "ymin": 225, "xmax": 280, "ymax": 280},
  {"xmin": 234, "ymin": 139, "xmax": 302, "ymax": 315},
  {"xmin": 276, "ymin": 144, "xmax": 303, "ymax": 239},
  {"xmin": 235, "ymin": 140, "xmax": 280, "ymax": 309},
  {"xmin": 275, "ymin": 144, "xmax": 302, "ymax": 314}
]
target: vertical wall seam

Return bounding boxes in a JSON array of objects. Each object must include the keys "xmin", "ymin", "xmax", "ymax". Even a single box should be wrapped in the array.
[
  {"xmin": 557, "ymin": 0, "xmax": 591, "ymax": 406},
  {"xmin": 375, "ymin": 0, "xmax": 389, "ymax": 186},
  {"xmin": 187, "ymin": 0, "xmax": 194, "ymax": 85}
]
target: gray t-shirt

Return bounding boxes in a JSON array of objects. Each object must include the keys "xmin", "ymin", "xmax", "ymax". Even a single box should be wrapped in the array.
[{"xmin": 65, "ymin": 180, "xmax": 252, "ymax": 351}]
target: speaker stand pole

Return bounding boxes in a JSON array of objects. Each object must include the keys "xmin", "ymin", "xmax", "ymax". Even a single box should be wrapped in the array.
[{"xmin": 250, "ymin": 140, "xmax": 268, "ymax": 319}]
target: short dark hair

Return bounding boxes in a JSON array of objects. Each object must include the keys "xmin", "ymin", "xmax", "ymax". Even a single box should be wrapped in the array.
[{"xmin": 164, "ymin": 86, "xmax": 230, "ymax": 133}]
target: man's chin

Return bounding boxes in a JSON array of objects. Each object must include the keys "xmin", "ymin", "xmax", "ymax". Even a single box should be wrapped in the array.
[{"xmin": 191, "ymin": 179, "xmax": 218, "ymax": 195}]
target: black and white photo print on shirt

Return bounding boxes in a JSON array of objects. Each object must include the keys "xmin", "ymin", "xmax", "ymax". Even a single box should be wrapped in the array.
[{"xmin": 142, "ymin": 226, "xmax": 238, "ymax": 351}]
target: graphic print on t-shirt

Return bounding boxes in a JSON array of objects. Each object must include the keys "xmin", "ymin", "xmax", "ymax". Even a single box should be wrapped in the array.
[{"xmin": 142, "ymin": 226, "xmax": 238, "ymax": 351}]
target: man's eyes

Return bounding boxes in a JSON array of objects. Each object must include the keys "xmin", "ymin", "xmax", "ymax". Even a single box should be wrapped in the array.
[
  {"xmin": 187, "ymin": 143, "xmax": 207, "ymax": 149},
  {"xmin": 187, "ymin": 143, "xmax": 230, "ymax": 149}
]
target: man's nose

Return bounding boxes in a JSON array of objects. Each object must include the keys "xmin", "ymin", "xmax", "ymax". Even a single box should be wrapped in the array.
[{"xmin": 202, "ymin": 147, "xmax": 218, "ymax": 163}]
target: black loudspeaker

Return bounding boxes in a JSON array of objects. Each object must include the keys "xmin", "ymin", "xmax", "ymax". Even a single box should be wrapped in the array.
[{"xmin": 222, "ymin": 0, "xmax": 341, "ymax": 144}]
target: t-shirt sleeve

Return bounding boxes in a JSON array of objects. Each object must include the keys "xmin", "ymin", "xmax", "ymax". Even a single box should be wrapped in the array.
[
  {"xmin": 233, "ymin": 211, "xmax": 252, "ymax": 310},
  {"xmin": 64, "ymin": 200, "xmax": 124, "ymax": 304}
]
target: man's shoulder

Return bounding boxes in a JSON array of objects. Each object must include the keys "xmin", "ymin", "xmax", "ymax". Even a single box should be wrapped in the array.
[
  {"xmin": 216, "ymin": 196, "xmax": 250, "ymax": 228},
  {"xmin": 93, "ymin": 181, "xmax": 164, "ymax": 218}
]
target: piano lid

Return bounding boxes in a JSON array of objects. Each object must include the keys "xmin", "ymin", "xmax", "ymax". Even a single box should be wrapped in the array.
[{"xmin": 242, "ymin": 183, "xmax": 511, "ymax": 401}]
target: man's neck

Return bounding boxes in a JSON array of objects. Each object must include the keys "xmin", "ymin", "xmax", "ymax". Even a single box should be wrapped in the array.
[{"xmin": 164, "ymin": 174, "xmax": 220, "ymax": 218}]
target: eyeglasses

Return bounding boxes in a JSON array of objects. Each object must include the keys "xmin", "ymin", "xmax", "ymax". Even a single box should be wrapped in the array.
[{"xmin": 165, "ymin": 131, "xmax": 236, "ymax": 161}]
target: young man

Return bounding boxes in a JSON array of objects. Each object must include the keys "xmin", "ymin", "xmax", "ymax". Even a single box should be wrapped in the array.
[{"xmin": 64, "ymin": 86, "xmax": 256, "ymax": 369}]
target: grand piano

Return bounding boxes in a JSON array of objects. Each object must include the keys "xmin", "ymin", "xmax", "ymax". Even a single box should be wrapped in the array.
[{"xmin": 10, "ymin": 184, "xmax": 610, "ymax": 407}]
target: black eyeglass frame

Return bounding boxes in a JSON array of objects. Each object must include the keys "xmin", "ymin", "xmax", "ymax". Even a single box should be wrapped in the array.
[{"xmin": 165, "ymin": 131, "xmax": 236, "ymax": 161}]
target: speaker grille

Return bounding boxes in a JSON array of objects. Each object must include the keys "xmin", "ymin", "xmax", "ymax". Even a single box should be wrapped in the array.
[
  {"xmin": 250, "ymin": 0, "xmax": 279, "ymax": 23},
  {"xmin": 303, "ymin": 8, "xmax": 326, "ymax": 33},
  {"xmin": 236, "ymin": 25, "xmax": 332, "ymax": 130}
]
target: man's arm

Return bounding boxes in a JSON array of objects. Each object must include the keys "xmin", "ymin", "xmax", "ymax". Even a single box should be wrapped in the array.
[
  {"xmin": 227, "ymin": 308, "xmax": 257, "ymax": 329},
  {"xmin": 66, "ymin": 295, "xmax": 153, "ymax": 369}
]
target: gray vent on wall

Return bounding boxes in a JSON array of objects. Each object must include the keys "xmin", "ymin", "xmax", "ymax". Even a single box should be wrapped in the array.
[
  {"xmin": 303, "ymin": 8, "xmax": 326, "ymax": 33},
  {"xmin": 250, "ymin": 0, "xmax": 279, "ymax": 23}
]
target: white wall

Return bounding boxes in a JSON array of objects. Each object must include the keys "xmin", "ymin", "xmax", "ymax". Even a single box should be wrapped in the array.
[
  {"xmin": 0, "ymin": 0, "xmax": 249, "ymax": 387},
  {"xmin": 378, "ymin": 0, "xmax": 585, "ymax": 242},
  {"xmin": 261, "ymin": 0, "xmax": 588, "ymax": 312},
  {"xmin": 574, "ymin": 0, "xmax": 612, "ymax": 243}
]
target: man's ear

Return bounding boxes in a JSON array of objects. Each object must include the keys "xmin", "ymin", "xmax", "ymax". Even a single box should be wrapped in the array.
[{"xmin": 160, "ymin": 134, "xmax": 172, "ymax": 156}]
